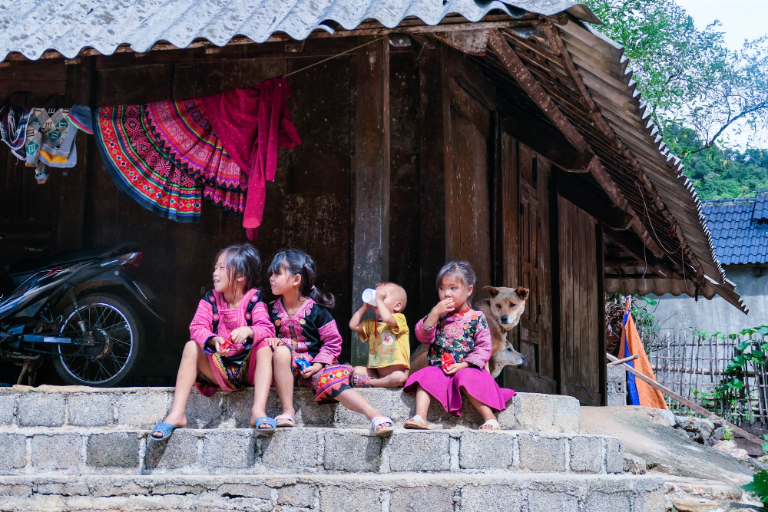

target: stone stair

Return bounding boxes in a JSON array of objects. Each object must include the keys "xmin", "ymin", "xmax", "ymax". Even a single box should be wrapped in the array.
[{"xmin": 0, "ymin": 386, "xmax": 666, "ymax": 511}]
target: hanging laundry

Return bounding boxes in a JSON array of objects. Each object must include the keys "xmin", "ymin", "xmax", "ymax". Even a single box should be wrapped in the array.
[
  {"xmin": 87, "ymin": 76, "xmax": 301, "ymax": 237},
  {"xmin": 202, "ymin": 76, "xmax": 301, "ymax": 239},
  {"xmin": 66, "ymin": 105, "xmax": 93, "ymax": 135},
  {"xmin": 619, "ymin": 298, "xmax": 668, "ymax": 410},
  {"xmin": 25, "ymin": 108, "xmax": 78, "ymax": 184},
  {"xmin": 0, "ymin": 106, "xmax": 33, "ymax": 160}
]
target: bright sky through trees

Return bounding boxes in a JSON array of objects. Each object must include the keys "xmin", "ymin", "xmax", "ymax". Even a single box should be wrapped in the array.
[
  {"xmin": 675, "ymin": 0, "xmax": 768, "ymax": 148},
  {"xmin": 675, "ymin": 0, "xmax": 767, "ymax": 51}
]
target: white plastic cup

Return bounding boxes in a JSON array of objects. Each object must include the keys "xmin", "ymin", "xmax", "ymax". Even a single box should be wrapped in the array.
[{"xmin": 362, "ymin": 288, "xmax": 377, "ymax": 306}]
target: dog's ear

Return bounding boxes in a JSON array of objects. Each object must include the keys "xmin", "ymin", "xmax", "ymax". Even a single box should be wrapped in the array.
[
  {"xmin": 484, "ymin": 286, "xmax": 500, "ymax": 298},
  {"xmin": 515, "ymin": 287, "xmax": 530, "ymax": 301}
]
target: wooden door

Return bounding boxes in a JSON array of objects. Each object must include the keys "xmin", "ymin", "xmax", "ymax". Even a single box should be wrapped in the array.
[
  {"xmin": 558, "ymin": 196, "xmax": 601, "ymax": 405},
  {"xmin": 500, "ymin": 138, "xmax": 556, "ymax": 394},
  {"xmin": 444, "ymin": 78, "xmax": 491, "ymax": 290}
]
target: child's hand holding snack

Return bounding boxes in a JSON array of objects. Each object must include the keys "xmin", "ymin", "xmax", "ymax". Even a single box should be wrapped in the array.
[
  {"xmin": 211, "ymin": 336, "xmax": 232, "ymax": 357},
  {"xmin": 301, "ymin": 362, "xmax": 324, "ymax": 379}
]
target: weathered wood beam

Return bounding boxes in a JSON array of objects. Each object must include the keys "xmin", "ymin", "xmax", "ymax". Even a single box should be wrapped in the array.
[
  {"xmin": 351, "ymin": 37, "xmax": 390, "ymax": 366},
  {"xmin": 427, "ymin": 30, "xmax": 491, "ymax": 56},
  {"xmin": 487, "ymin": 29, "xmax": 589, "ymax": 154},
  {"xmin": 502, "ymin": 101, "xmax": 592, "ymax": 172},
  {"xmin": 417, "ymin": 40, "xmax": 448, "ymax": 321},
  {"xmin": 56, "ymin": 57, "xmax": 95, "ymax": 252}
]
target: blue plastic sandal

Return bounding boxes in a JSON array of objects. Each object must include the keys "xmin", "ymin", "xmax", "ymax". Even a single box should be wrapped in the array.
[
  {"xmin": 150, "ymin": 422, "xmax": 179, "ymax": 441},
  {"xmin": 253, "ymin": 416, "xmax": 276, "ymax": 432}
]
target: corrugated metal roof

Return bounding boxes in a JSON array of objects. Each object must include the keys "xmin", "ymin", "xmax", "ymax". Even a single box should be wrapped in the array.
[
  {"xmin": 605, "ymin": 277, "xmax": 720, "ymax": 301},
  {"xmin": 0, "ymin": 0, "xmax": 597, "ymax": 62},
  {"xmin": 702, "ymin": 193, "xmax": 768, "ymax": 266},
  {"xmin": 540, "ymin": 21, "xmax": 745, "ymax": 312}
]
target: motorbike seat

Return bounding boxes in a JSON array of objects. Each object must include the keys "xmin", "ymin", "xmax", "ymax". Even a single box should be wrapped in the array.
[{"xmin": 7, "ymin": 247, "xmax": 111, "ymax": 277}]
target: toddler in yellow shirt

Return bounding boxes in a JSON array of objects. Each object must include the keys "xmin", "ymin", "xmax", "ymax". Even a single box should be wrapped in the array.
[{"xmin": 349, "ymin": 282, "xmax": 410, "ymax": 387}]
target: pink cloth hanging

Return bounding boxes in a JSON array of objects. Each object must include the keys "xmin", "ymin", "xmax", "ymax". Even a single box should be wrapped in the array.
[{"xmin": 201, "ymin": 76, "xmax": 301, "ymax": 239}]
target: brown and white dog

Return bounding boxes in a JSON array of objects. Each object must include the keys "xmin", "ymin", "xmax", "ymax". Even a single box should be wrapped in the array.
[{"xmin": 410, "ymin": 286, "xmax": 529, "ymax": 377}]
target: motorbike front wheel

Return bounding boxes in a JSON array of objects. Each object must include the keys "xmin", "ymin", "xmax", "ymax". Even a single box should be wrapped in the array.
[{"xmin": 52, "ymin": 293, "xmax": 144, "ymax": 387}]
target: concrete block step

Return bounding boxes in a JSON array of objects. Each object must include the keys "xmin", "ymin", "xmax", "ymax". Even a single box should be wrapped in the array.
[
  {"xmin": 0, "ymin": 385, "xmax": 580, "ymax": 433},
  {"xmin": 0, "ymin": 473, "xmax": 666, "ymax": 511},
  {"xmin": 0, "ymin": 427, "xmax": 623, "ymax": 477}
]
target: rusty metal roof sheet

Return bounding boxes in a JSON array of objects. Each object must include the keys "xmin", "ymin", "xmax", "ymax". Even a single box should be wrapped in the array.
[
  {"xmin": 0, "ymin": 0, "xmax": 597, "ymax": 62},
  {"xmin": 554, "ymin": 21, "xmax": 746, "ymax": 313}
]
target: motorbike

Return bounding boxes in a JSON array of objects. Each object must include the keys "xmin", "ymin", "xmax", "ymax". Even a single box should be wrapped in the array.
[{"xmin": 0, "ymin": 243, "xmax": 162, "ymax": 386}]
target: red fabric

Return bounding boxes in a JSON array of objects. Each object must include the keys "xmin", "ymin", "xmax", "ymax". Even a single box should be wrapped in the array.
[{"xmin": 201, "ymin": 76, "xmax": 301, "ymax": 239}]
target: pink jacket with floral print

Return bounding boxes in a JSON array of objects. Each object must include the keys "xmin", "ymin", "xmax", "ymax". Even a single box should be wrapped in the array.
[{"xmin": 415, "ymin": 307, "xmax": 492, "ymax": 369}]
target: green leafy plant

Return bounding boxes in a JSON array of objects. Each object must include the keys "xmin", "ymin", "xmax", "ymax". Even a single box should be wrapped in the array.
[
  {"xmin": 742, "ymin": 470, "xmax": 768, "ymax": 505},
  {"xmin": 723, "ymin": 428, "xmax": 734, "ymax": 441},
  {"xmin": 696, "ymin": 326, "xmax": 768, "ymax": 423}
]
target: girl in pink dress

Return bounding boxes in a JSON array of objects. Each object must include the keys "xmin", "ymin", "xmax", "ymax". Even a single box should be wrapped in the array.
[
  {"xmin": 151, "ymin": 243, "xmax": 276, "ymax": 439},
  {"xmin": 403, "ymin": 261, "xmax": 515, "ymax": 430}
]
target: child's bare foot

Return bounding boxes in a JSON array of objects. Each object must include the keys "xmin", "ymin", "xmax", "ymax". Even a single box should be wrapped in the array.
[{"xmin": 152, "ymin": 412, "xmax": 187, "ymax": 438}]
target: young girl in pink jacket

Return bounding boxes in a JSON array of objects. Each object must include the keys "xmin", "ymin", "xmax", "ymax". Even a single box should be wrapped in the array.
[
  {"xmin": 403, "ymin": 261, "xmax": 515, "ymax": 430},
  {"xmin": 151, "ymin": 243, "xmax": 276, "ymax": 439}
]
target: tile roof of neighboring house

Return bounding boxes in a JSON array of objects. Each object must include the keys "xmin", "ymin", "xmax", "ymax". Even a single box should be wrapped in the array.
[{"xmin": 702, "ymin": 191, "xmax": 768, "ymax": 266}]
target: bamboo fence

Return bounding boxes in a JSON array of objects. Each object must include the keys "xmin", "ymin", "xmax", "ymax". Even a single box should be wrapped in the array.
[{"xmin": 648, "ymin": 331, "xmax": 768, "ymax": 427}]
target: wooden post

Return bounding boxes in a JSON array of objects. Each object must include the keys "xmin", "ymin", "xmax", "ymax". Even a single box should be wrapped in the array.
[
  {"xmin": 57, "ymin": 56, "xmax": 95, "ymax": 252},
  {"xmin": 416, "ymin": 40, "xmax": 447, "ymax": 321},
  {"xmin": 351, "ymin": 37, "xmax": 390, "ymax": 366},
  {"xmin": 596, "ymin": 222, "xmax": 607, "ymax": 405}
]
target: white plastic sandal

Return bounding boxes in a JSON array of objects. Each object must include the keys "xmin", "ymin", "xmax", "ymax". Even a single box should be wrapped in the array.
[
  {"xmin": 371, "ymin": 416, "xmax": 394, "ymax": 436},
  {"xmin": 479, "ymin": 419, "xmax": 500, "ymax": 431}
]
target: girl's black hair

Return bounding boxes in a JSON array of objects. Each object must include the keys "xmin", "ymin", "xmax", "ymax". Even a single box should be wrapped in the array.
[
  {"xmin": 216, "ymin": 243, "xmax": 262, "ymax": 291},
  {"xmin": 267, "ymin": 249, "xmax": 336, "ymax": 309},
  {"xmin": 436, "ymin": 260, "xmax": 477, "ymax": 298}
]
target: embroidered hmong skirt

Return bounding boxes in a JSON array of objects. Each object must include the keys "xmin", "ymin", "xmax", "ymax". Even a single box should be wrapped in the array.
[
  {"xmin": 93, "ymin": 100, "xmax": 247, "ymax": 222},
  {"xmin": 293, "ymin": 352, "xmax": 353, "ymax": 403},
  {"xmin": 195, "ymin": 339, "xmax": 269, "ymax": 397}
]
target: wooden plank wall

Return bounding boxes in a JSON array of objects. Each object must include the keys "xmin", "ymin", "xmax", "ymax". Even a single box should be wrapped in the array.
[
  {"xmin": 558, "ymin": 195, "xmax": 601, "ymax": 405},
  {"xmin": 0, "ymin": 41, "xmax": 421, "ymax": 381},
  {"xmin": 0, "ymin": 39, "xmax": 607, "ymax": 402},
  {"xmin": 0, "ymin": 63, "xmax": 69, "ymax": 267}
]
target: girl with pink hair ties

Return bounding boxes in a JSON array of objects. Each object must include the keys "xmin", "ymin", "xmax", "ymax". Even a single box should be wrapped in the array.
[{"xmin": 403, "ymin": 261, "xmax": 516, "ymax": 430}]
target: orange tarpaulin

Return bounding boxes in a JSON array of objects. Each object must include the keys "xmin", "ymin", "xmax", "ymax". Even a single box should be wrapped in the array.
[{"xmin": 618, "ymin": 301, "xmax": 668, "ymax": 410}]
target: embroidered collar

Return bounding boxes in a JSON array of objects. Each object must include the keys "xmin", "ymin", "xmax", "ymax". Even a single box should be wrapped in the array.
[
  {"xmin": 443, "ymin": 305, "xmax": 473, "ymax": 321},
  {"xmin": 215, "ymin": 288, "xmax": 257, "ymax": 313},
  {"xmin": 275, "ymin": 296, "xmax": 314, "ymax": 319}
]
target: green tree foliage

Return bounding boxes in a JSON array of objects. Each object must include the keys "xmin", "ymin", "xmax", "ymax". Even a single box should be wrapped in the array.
[
  {"xmin": 582, "ymin": 0, "xmax": 768, "ymax": 199},
  {"xmin": 670, "ymin": 125, "xmax": 768, "ymax": 199}
]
